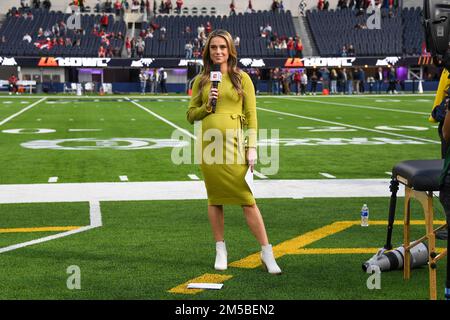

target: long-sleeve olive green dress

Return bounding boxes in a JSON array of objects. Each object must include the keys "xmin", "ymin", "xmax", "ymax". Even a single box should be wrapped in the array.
[{"xmin": 187, "ymin": 71, "xmax": 257, "ymax": 205}]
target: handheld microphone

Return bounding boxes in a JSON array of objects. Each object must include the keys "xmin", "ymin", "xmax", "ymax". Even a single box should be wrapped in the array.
[{"xmin": 210, "ymin": 64, "xmax": 222, "ymax": 113}]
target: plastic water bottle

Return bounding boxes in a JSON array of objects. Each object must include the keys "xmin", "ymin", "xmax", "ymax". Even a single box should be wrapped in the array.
[{"xmin": 361, "ymin": 204, "xmax": 369, "ymax": 227}]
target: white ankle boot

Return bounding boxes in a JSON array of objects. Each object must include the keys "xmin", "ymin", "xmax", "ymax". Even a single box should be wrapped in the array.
[
  {"xmin": 261, "ymin": 244, "xmax": 282, "ymax": 275},
  {"xmin": 214, "ymin": 241, "xmax": 227, "ymax": 271}
]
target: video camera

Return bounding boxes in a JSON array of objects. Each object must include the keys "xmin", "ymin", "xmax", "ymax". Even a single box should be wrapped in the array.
[{"xmin": 423, "ymin": 0, "xmax": 450, "ymax": 68}]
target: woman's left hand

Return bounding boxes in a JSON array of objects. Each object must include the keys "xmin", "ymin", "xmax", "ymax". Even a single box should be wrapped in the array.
[{"xmin": 246, "ymin": 147, "xmax": 257, "ymax": 172}]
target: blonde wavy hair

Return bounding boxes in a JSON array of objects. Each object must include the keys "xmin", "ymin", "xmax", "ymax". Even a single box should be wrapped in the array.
[{"xmin": 196, "ymin": 29, "xmax": 244, "ymax": 100}]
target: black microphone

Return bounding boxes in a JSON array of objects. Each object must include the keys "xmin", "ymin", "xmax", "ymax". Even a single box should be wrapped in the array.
[{"xmin": 210, "ymin": 64, "xmax": 222, "ymax": 113}]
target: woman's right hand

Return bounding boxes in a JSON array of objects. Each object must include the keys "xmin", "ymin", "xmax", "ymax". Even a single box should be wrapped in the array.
[{"xmin": 208, "ymin": 87, "xmax": 219, "ymax": 110}]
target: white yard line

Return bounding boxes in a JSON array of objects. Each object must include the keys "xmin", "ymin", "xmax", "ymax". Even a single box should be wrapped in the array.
[
  {"xmin": 188, "ymin": 174, "xmax": 200, "ymax": 180},
  {"xmin": 0, "ymin": 201, "xmax": 102, "ymax": 254},
  {"xmin": 125, "ymin": 97, "xmax": 195, "ymax": 140},
  {"xmin": 278, "ymin": 96, "xmax": 430, "ymax": 115},
  {"xmin": 48, "ymin": 177, "xmax": 58, "ymax": 183},
  {"xmin": 0, "ymin": 97, "xmax": 46, "ymax": 127},
  {"xmin": 256, "ymin": 107, "xmax": 440, "ymax": 144},
  {"xmin": 0, "ymin": 179, "xmax": 400, "ymax": 204},
  {"xmin": 319, "ymin": 172, "xmax": 336, "ymax": 179},
  {"xmin": 119, "ymin": 175, "xmax": 129, "ymax": 182}
]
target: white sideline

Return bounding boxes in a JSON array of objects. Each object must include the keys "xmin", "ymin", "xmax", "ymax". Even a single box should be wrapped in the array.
[
  {"xmin": 0, "ymin": 201, "xmax": 102, "ymax": 254},
  {"xmin": 0, "ymin": 179, "xmax": 401, "ymax": 204},
  {"xmin": 0, "ymin": 97, "xmax": 46, "ymax": 126}
]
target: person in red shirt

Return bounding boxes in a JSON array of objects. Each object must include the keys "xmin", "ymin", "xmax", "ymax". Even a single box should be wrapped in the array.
[
  {"xmin": 8, "ymin": 74, "xmax": 18, "ymax": 95},
  {"xmin": 98, "ymin": 45, "xmax": 106, "ymax": 57},
  {"xmin": 125, "ymin": 37, "xmax": 131, "ymax": 57},
  {"xmin": 295, "ymin": 37, "xmax": 303, "ymax": 59},
  {"xmin": 205, "ymin": 21, "xmax": 212, "ymax": 35},
  {"xmin": 176, "ymin": 0, "xmax": 183, "ymax": 13},
  {"xmin": 293, "ymin": 71, "xmax": 301, "ymax": 95},
  {"xmin": 100, "ymin": 14, "xmax": 109, "ymax": 31},
  {"xmin": 287, "ymin": 37, "xmax": 295, "ymax": 60}
]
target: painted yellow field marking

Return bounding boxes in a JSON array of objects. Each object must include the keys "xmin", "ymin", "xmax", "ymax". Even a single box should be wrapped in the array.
[
  {"xmin": 168, "ymin": 273, "xmax": 233, "ymax": 295},
  {"xmin": 292, "ymin": 247, "xmax": 446, "ymax": 254},
  {"xmin": 0, "ymin": 226, "xmax": 81, "ymax": 233},
  {"xmin": 169, "ymin": 219, "xmax": 447, "ymax": 294}
]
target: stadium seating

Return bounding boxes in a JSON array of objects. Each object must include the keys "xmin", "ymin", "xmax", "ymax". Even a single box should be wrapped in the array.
[
  {"xmin": 306, "ymin": 7, "xmax": 423, "ymax": 57},
  {"xmin": 141, "ymin": 10, "xmax": 297, "ymax": 58},
  {"xmin": 0, "ymin": 8, "xmax": 126, "ymax": 57}
]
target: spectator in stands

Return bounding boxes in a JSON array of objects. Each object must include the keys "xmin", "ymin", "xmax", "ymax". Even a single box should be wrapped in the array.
[
  {"xmin": 183, "ymin": 25, "xmax": 192, "ymax": 37},
  {"xmin": 185, "ymin": 41, "xmax": 193, "ymax": 59},
  {"xmin": 32, "ymin": 0, "xmax": 41, "ymax": 9},
  {"xmin": 340, "ymin": 45, "xmax": 348, "ymax": 57},
  {"xmin": 165, "ymin": 0, "xmax": 172, "ymax": 13},
  {"xmin": 159, "ymin": 26, "xmax": 167, "ymax": 41},
  {"xmin": 197, "ymin": 24, "xmax": 205, "ymax": 38},
  {"xmin": 347, "ymin": 44, "xmax": 355, "ymax": 56},
  {"xmin": 271, "ymin": 0, "xmax": 280, "ymax": 13},
  {"xmin": 8, "ymin": 74, "xmax": 18, "ymax": 95},
  {"xmin": 114, "ymin": 0, "xmax": 122, "ymax": 15},
  {"xmin": 234, "ymin": 36, "xmax": 240, "ymax": 48},
  {"xmin": 387, "ymin": 67, "xmax": 397, "ymax": 94},
  {"xmin": 323, "ymin": 0, "xmax": 329, "ymax": 10},
  {"xmin": 293, "ymin": 70, "xmax": 301, "ymax": 95},
  {"xmin": 319, "ymin": 67, "xmax": 330, "ymax": 91},
  {"xmin": 330, "ymin": 69, "xmax": 338, "ymax": 94},
  {"xmin": 300, "ymin": 71, "xmax": 308, "ymax": 95},
  {"xmin": 230, "ymin": 0, "xmax": 236, "ymax": 15},
  {"xmin": 317, "ymin": 0, "xmax": 324, "ymax": 10},
  {"xmin": 205, "ymin": 21, "xmax": 212, "ymax": 35},
  {"xmin": 374, "ymin": 67, "xmax": 383, "ymax": 94},
  {"xmin": 100, "ymin": 13, "xmax": 109, "ymax": 31},
  {"xmin": 294, "ymin": 37, "xmax": 303, "ymax": 59},
  {"xmin": 23, "ymin": 33, "xmax": 32, "ymax": 43},
  {"xmin": 131, "ymin": 0, "xmax": 139, "ymax": 12},
  {"xmin": 42, "ymin": 0, "xmax": 51, "ymax": 10},
  {"xmin": 136, "ymin": 37, "xmax": 145, "ymax": 57},
  {"xmin": 125, "ymin": 36, "xmax": 131, "ymax": 57},
  {"xmin": 98, "ymin": 45, "xmax": 106, "ymax": 57},
  {"xmin": 140, "ymin": 0, "xmax": 145, "ymax": 13},
  {"xmin": 310, "ymin": 72, "xmax": 318, "ymax": 95},
  {"xmin": 337, "ymin": 0, "xmax": 347, "ymax": 9},
  {"xmin": 159, "ymin": 68, "xmax": 167, "ymax": 93},
  {"xmin": 175, "ymin": 0, "xmax": 183, "ymax": 14},
  {"xmin": 246, "ymin": 0, "xmax": 255, "ymax": 13},
  {"xmin": 21, "ymin": 0, "xmax": 30, "ymax": 10},
  {"xmin": 287, "ymin": 37, "xmax": 295, "ymax": 61}
]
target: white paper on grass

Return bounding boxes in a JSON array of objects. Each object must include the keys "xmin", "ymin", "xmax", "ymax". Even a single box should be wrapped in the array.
[
  {"xmin": 187, "ymin": 283, "xmax": 224, "ymax": 290},
  {"xmin": 245, "ymin": 166, "xmax": 255, "ymax": 195}
]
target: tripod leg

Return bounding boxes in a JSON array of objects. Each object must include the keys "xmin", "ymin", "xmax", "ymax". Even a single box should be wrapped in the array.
[{"xmin": 384, "ymin": 177, "xmax": 399, "ymax": 250}]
